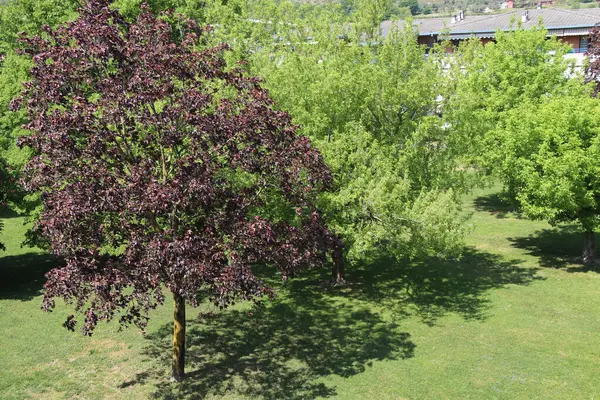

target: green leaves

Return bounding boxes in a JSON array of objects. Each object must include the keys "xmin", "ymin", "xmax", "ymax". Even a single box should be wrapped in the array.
[
  {"xmin": 499, "ymin": 95, "xmax": 600, "ymax": 230},
  {"xmin": 239, "ymin": 11, "xmax": 469, "ymax": 263},
  {"xmin": 0, "ymin": 0, "xmax": 78, "ymax": 53},
  {"xmin": 0, "ymin": 0, "xmax": 79, "ymax": 218},
  {"xmin": 445, "ymin": 26, "xmax": 585, "ymax": 188},
  {"xmin": 445, "ymin": 25, "xmax": 600, "ymax": 241}
]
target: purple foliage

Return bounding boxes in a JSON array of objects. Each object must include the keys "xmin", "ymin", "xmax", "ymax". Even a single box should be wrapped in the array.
[
  {"xmin": 14, "ymin": 0, "xmax": 342, "ymax": 335},
  {"xmin": 586, "ymin": 26, "xmax": 600, "ymax": 97}
]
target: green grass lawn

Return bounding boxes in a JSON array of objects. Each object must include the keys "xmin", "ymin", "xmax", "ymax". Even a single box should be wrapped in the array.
[{"xmin": 1, "ymin": 185, "xmax": 600, "ymax": 399}]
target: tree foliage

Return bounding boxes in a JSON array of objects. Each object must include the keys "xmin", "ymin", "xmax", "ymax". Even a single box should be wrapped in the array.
[
  {"xmin": 237, "ymin": 13, "xmax": 470, "ymax": 264},
  {"xmin": 0, "ymin": 0, "xmax": 79, "ymax": 222},
  {"xmin": 393, "ymin": 0, "xmax": 420, "ymax": 16},
  {"xmin": 444, "ymin": 23, "xmax": 598, "ymax": 264},
  {"xmin": 353, "ymin": 0, "xmax": 392, "ymax": 39},
  {"xmin": 15, "ymin": 0, "xmax": 341, "ymax": 378},
  {"xmin": 0, "ymin": 0, "xmax": 78, "ymax": 149},
  {"xmin": 497, "ymin": 95, "xmax": 600, "ymax": 263},
  {"xmin": 0, "ymin": 0, "xmax": 78, "ymax": 53},
  {"xmin": 446, "ymin": 25, "xmax": 584, "ymax": 193},
  {"xmin": 100, "ymin": 0, "xmax": 470, "ymax": 270}
]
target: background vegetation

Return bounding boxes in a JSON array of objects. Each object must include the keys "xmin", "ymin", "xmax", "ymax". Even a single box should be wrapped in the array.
[{"xmin": 1, "ymin": 0, "xmax": 600, "ymax": 398}]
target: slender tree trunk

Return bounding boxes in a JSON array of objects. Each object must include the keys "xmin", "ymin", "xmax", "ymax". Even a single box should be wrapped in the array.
[
  {"xmin": 582, "ymin": 230, "xmax": 597, "ymax": 266},
  {"xmin": 331, "ymin": 247, "xmax": 345, "ymax": 284},
  {"xmin": 332, "ymin": 263, "xmax": 345, "ymax": 284},
  {"xmin": 172, "ymin": 292, "xmax": 186, "ymax": 382}
]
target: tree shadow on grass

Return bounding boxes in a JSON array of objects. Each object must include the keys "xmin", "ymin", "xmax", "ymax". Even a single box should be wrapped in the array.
[
  {"xmin": 473, "ymin": 192, "xmax": 519, "ymax": 219},
  {"xmin": 0, "ymin": 208, "xmax": 20, "ymax": 218},
  {"xmin": 128, "ymin": 292, "xmax": 415, "ymax": 399},
  {"xmin": 341, "ymin": 247, "xmax": 542, "ymax": 325},
  {"xmin": 124, "ymin": 247, "xmax": 542, "ymax": 398},
  {"xmin": 509, "ymin": 225, "xmax": 598, "ymax": 272},
  {"xmin": 0, "ymin": 252, "xmax": 62, "ymax": 300}
]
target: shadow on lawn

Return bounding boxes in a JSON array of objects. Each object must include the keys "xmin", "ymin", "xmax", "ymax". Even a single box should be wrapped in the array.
[
  {"xmin": 125, "ymin": 247, "xmax": 541, "ymax": 399},
  {"xmin": 509, "ymin": 225, "xmax": 599, "ymax": 272},
  {"xmin": 343, "ymin": 247, "xmax": 541, "ymax": 325},
  {"xmin": 129, "ymin": 291, "xmax": 415, "ymax": 399},
  {"xmin": 473, "ymin": 192, "xmax": 519, "ymax": 219},
  {"xmin": 0, "ymin": 252, "xmax": 62, "ymax": 300}
]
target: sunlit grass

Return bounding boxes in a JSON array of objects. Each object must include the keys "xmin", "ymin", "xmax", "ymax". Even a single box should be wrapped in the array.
[{"xmin": 1, "ymin": 185, "xmax": 599, "ymax": 399}]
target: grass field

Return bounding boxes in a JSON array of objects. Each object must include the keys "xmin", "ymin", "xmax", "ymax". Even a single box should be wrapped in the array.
[{"xmin": 1, "ymin": 185, "xmax": 600, "ymax": 399}]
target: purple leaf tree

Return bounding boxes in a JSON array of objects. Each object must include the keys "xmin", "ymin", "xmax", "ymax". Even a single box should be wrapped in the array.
[
  {"xmin": 586, "ymin": 25, "xmax": 600, "ymax": 97},
  {"xmin": 14, "ymin": 0, "xmax": 342, "ymax": 381}
]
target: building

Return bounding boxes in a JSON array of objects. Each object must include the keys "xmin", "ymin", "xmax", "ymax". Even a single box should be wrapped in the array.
[{"xmin": 381, "ymin": 8, "xmax": 600, "ymax": 60}]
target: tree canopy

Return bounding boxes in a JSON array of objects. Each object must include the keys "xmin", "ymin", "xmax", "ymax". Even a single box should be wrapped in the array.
[
  {"xmin": 15, "ymin": 0, "xmax": 341, "ymax": 380},
  {"xmin": 498, "ymin": 95, "xmax": 600, "ymax": 263},
  {"xmin": 445, "ymin": 26, "xmax": 583, "ymax": 192},
  {"xmin": 241, "ymin": 13, "xmax": 470, "ymax": 264}
]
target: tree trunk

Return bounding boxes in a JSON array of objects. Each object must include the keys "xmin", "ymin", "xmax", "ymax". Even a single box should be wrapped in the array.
[
  {"xmin": 582, "ymin": 230, "xmax": 597, "ymax": 266},
  {"xmin": 172, "ymin": 292, "xmax": 186, "ymax": 382},
  {"xmin": 331, "ymin": 248, "xmax": 345, "ymax": 284}
]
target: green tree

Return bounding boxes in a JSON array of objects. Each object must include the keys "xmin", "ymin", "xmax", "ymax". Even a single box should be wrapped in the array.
[
  {"xmin": 0, "ymin": 53, "xmax": 30, "ymax": 167},
  {"xmin": 396, "ymin": 0, "xmax": 421, "ymax": 15},
  {"xmin": 445, "ymin": 25, "xmax": 583, "ymax": 196},
  {"xmin": 499, "ymin": 95, "xmax": 600, "ymax": 264},
  {"xmin": 245, "ymin": 13, "xmax": 469, "ymax": 270},
  {"xmin": 353, "ymin": 0, "xmax": 392, "ymax": 40},
  {"xmin": 0, "ymin": 0, "xmax": 78, "ymax": 54},
  {"xmin": 0, "ymin": 0, "xmax": 78, "ymax": 192}
]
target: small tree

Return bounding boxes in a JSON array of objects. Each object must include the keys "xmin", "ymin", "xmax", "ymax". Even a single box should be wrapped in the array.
[
  {"xmin": 14, "ymin": 0, "xmax": 341, "ymax": 381},
  {"xmin": 499, "ymin": 95, "xmax": 600, "ymax": 264}
]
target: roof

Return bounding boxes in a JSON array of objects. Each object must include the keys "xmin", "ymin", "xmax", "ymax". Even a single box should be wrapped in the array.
[{"xmin": 381, "ymin": 8, "xmax": 600, "ymax": 39}]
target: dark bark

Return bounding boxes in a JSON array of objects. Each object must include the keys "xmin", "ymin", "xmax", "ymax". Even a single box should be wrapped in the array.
[
  {"xmin": 331, "ymin": 247, "xmax": 345, "ymax": 284},
  {"xmin": 582, "ymin": 230, "xmax": 596, "ymax": 265},
  {"xmin": 172, "ymin": 292, "xmax": 186, "ymax": 382}
]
